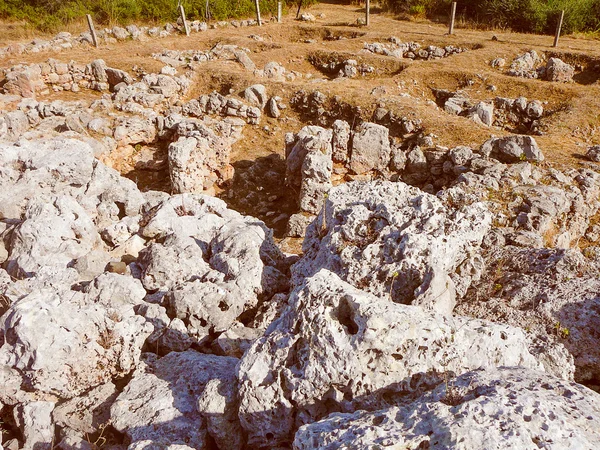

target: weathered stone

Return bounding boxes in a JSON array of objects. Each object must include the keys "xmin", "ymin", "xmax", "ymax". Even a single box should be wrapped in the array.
[
  {"xmin": 331, "ymin": 120, "xmax": 350, "ymax": 163},
  {"xmin": 286, "ymin": 213, "xmax": 315, "ymax": 238},
  {"xmin": 238, "ymin": 270, "xmax": 573, "ymax": 447},
  {"xmin": 508, "ymin": 50, "xmax": 540, "ymax": 78},
  {"xmin": 293, "ymin": 181, "xmax": 492, "ymax": 314},
  {"xmin": 53, "ymin": 382, "xmax": 118, "ymax": 434},
  {"xmin": 14, "ymin": 401, "xmax": 55, "ymax": 450},
  {"xmin": 111, "ymin": 351, "xmax": 241, "ymax": 449},
  {"xmin": 586, "ymin": 145, "xmax": 600, "ymax": 162},
  {"xmin": 468, "ymin": 101, "xmax": 494, "ymax": 126},
  {"xmin": 481, "ymin": 135, "xmax": 544, "ymax": 163},
  {"xmin": 243, "ymin": 84, "xmax": 267, "ymax": 108},
  {"xmin": 349, "ymin": 122, "xmax": 391, "ymax": 174},
  {"xmin": 266, "ymin": 97, "xmax": 281, "ymax": 118},
  {"xmin": 546, "ymin": 57, "xmax": 575, "ymax": 82},
  {"xmin": 105, "ymin": 67, "xmax": 133, "ymax": 88},
  {"xmin": 294, "ymin": 367, "xmax": 600, "ymax": 450},
  {"xmin": 0, "ymin": 288, "xmax": 151, "ymax": 401}
]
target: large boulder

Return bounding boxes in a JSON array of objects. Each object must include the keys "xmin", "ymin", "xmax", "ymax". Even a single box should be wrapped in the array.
[
  {"xmin": 138, "ymin": 194, "xmax": 288, "ymax": 343},
  {"xmin": 111, "ymin": 351, "xmax": 243, "ymax": 450},
  {"xmin": 480, "ymin": 135, "xmax": 544, "ymax": 163},
  {"xmin": 293, "ymin": 181, "xmax": 492, "ymax": 314},
  {"xmin": 545, "ymin": 57, "xmax": 575, "ymax": 83},
  {"xmin": 0, "ymin": 288, "xmax": 152, "ymax": 402},
  {"xmin": 457, "ymin": 247, "xmax": 600, "ymax": 383},
  {"xmin": 349, "ymin": 122, "xmax": 391, "ymax": 174},
  {"xmin": 6, "ymin": 196, "xmax": 99, "ymax": 279},
  {"xmin": 294, "ymin": 367, "xmax": 600, "ymax": 449},
  {"xmin": 237, "ymin": 270, "xmax": 573, "ymax": 447},
  {"xmin": 0, "ymin": 138, "xmax": 96, "ymax": 221}
]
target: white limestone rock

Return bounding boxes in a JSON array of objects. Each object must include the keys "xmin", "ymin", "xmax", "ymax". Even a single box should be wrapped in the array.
[
  {"xmin": 243, "ymin": 84, "xmax": 267, "ymax": 108},
  {"xmin": 111, "ymin": 351, "xmax": 242, "ymax": 449},
  {"xmin": 52, "ymin": 381, "xmax": 118, "ymax": 434},
  {"xmin": 294, "ymin": 367, "xmax": 600, "ymax": 450},
  {"xmin": 14, "ymin": 401, "xmax": 55, "ymax": 450},
  {"xmin": 237, "ymin": 270, "xmax": 573, "ymax": 447},
  {"xmin": 481, "ymin": 135, "xmax": 544, "ymax": 163},
  {"xmin": 349, "ymin": 122, "xmax": 391, "ymax": 174},
  {"xmin": 457, "ymin": 247, "xmax": 600, "ymax": 383},
  {"xmin": 293, "ymin": 181, "xmax": 492, "ymax": 314},
  {"xmin": 0, "ymin": 288, "xmax": 152, "ymax": 401},
  {"xmin": 6, "ymin": 196, "xmax": 99, "ymax": 279}
]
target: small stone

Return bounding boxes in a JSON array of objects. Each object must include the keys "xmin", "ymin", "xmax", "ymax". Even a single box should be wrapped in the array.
[{"xmin": 106, "ymin": 261, "xmax": 127, "ymax": 274}]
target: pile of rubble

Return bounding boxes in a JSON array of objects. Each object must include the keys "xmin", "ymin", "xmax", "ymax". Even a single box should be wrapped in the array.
[
  {"xmin": 497, "ymin": 50, "xmax": 576, "ymax": 82},
  {"xmin": 433, "ymin": 89, "xmax": 546, "ymax": 133},
  {"xmin": 363, "ymin": 37, "xmax": 467, "ymax": 60}
]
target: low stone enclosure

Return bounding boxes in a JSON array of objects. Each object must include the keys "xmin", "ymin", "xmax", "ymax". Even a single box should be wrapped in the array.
[{"xmin": 2, "ymin": 12, "xmax": 600, "ymax": 450}]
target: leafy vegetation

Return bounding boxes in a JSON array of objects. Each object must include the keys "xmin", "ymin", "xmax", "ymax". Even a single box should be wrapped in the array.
[
  {"xmin": 0, "ymin": 0, "xmax": 299, "ymax": 32},
  {"xmin": 382, "ymin": 0, "xmax": 600, "ymax": 34}
]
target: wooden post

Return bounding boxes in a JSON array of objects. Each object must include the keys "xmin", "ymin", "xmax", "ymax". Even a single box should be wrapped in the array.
[
  {"xmin": 254, "ymin": 0, "xmax": 262, "ymax": 26},
  {"xmin": 296, "ymin": 0, "xmax": 302, "ymax": 19},
  {"xmin": 205, "ymin": 0, "xmax": 211, "ymax": 21},
  {"xmin": 448, "ymin": 2, "xmax": 457, "ymax": 35},
  {"xmin": 277, "ymin": 1, "xmax": 282, "ymax": 23},
  {"xmin": 553, "ymin": 10, "xmax": 564, "ymax": 47},
  {"xmin": 86, "ymin": 14, "xmax": 98, "ymax": 48},
  {"xmin": 366, "ymin": 0, "xmax": 370, "ymax": 26},
  {"xmin": 179, "ymin": 5, "xmax": 190, "ymax": 36}
]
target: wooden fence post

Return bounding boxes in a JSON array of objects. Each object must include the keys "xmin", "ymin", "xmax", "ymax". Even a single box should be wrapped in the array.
[
  {"xmin": 553, "ymin": 10, "xmax": 564, "ymax": 47},
  {"xmin": 278, "ymin": 1, "xmax": 282, "ymax": 23},
  {"xmin": 448, "ymin": 2, "xmax": 457, "ymax": 35},
  {"xmin": 179, "ymin": 4, "xmax": 190, "ymax": 36},
  {"xmin": 296, "ymin": 0, "xmax": 303, "ymax": 19},
  {"xmin": 255, "ymin": 0, "xmax": 262, "ymax": 26},
  {"xmin": 86, "ymin": 14, "xmax": 98, "ymax": 48},
  {"xmin": 366, "ymin": 0, "xmax": 370, "ymax": 26}
]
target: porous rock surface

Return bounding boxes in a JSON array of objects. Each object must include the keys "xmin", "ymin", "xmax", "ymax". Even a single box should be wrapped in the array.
[
  {"xmin": 111, "ymin": 351, "xmax": 242, "ymax": 449},
  {"xmin": 0, "ymin": 136, "xmax": 290, "ymax": 448},
  {"xmin": 237, "ymin": 270, "xmax": 573, "ymax": 447},
  {"xmin": 294, "ymin": 367, "xmax": 600, "ymax": 450},
  {"xmin": 293, "ymin": 180, "xmax": 492, "ymax": 314}
]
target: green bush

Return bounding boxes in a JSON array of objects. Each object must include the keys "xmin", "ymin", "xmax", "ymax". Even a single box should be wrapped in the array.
[
  {"xmin": 0, "ymin": 0, "xmax": 295, "ymax": 32},
  {"xmin": 381, "ymin": 0, "xmax": 600, "ymax": 34}
]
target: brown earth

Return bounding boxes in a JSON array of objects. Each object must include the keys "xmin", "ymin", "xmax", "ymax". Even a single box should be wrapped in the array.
[{"xmin": 2, "ymin": 2, "xmax": 600, "ymax": 245}]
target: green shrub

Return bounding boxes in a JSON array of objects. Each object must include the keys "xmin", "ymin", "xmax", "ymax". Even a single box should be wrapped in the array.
[
  {"xmin": 381, "ymin": 0, "xmax": 600, "ymax": 34},
  {"xmin": 0, "ymin": 0, "xmax": 295, "ymax": 31}
]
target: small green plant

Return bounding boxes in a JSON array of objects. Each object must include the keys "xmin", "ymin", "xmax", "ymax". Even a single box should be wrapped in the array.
[
  {"xmin": 554, "ymin": 322, "xmax": 570, "ymax": 339},
  {"xmin": 493, "ymin": 283, "xmax": 503, "ymax": 292},
  {"xmin": 519, "ymin": 153, "xmax": 528, "ymax": 161}
]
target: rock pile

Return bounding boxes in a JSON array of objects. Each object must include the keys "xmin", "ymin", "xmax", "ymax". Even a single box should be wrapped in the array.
[
  {"xmin": 0, "ymin": 137, "xmax": 291, "ymax": 449},
  {"xmin": 0, "ymin": 19, "xmax": 259, "ymax": 60},
  {"xmin": 0, "ymin": 133, "xmax": 599, "ymax": 449},
  {"xmin": 284, "ymin": 120, "xmax": 557, "ymax": 237},
  {"xmin": 363, "ymin": 38, "xmax": 467, "ymax": 60},
  {"xmin": 433, "ymin": 89, "xmax": 545, "ymax": 133},
  {"xmin": 506, "ymin": 50, "xmax": 575, "ymax": 82},
  {"xmin": 1, "ymin": 58, "xmax": 190, "ymax": 99}
]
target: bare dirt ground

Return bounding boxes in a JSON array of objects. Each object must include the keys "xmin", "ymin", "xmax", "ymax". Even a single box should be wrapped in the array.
[{"xmin": 2, "ymin": 2, "xmax": 600, "ymax": 244}]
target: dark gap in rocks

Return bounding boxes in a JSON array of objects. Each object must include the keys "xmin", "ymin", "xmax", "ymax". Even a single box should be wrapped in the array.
[{"xmin": 337, "ymin": 295, "xmax": 358, "ymax": 335}]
